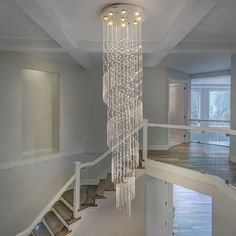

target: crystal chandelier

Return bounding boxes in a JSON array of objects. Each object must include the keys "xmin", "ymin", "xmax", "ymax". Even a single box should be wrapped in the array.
[{"xmin": 101, "ymin": 4, "xmax": 145, "ymax": 215}]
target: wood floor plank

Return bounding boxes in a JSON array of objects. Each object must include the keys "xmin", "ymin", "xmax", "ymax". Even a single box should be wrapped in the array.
[
  {"xmin": 148, "ymin": 143, "xmax": 236, "ymax": 186},
  {"xmin": 173, "ymin": 185, "xmax": 212, "ymax": 236}
]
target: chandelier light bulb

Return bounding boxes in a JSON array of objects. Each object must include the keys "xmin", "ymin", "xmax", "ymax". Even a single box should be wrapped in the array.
[
  {"xmin": 121, "ymin": 17, "xmax": 125, "ymax": 21},
  {"xmin": 109, "ymin": 12, "xmax": 113, "ymax": 16},
  {"xmin": 133, "ymin": 20, "xmax": 138, "ymax": 25},
  {"xmin": 108, "ymin": 21, "xmax": 113, "ymax": 25},
  {"xmin": 135, "ymin": 12, "xmax": 140, "ymax": 16},
  {"xmin": 121, "ymin": 23, "xmax": 126, "ymax": 27},
  {"xmin": 103, "ymin": 16, "xmax": 108, "ymax": 21},
  {"xmin": 121, "ymin": 9, "xmax": 126, "ymax": 14},
  {"xmin": 137, "ymin": 16, "xmax": 141, "ymax": 21}
]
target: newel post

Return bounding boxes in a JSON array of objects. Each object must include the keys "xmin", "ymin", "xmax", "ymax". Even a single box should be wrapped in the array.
[
  {"xmin": 143, "ymin": 119, "xmax": 148, "ymax": 161},
  {"xmin": 73, "ymin": 161, "xmax": 81, "ymax": 218}
]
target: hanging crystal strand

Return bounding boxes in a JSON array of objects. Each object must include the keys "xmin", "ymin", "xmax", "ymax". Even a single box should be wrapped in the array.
[{"xmin": 102, "ymin": 4, "xmax": 144, "ymax": 215}]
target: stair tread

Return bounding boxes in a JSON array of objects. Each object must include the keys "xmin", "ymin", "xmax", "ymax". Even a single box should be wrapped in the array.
[
  {"xmin": 96, "ymin": 179, "xmax": 106, "ymax": 198},
  {"xmin": 32, "ymin": 222, "xmax": 51, "ymax": 236},
  {"xmin": 104, "ymin": 173, "xmax": 115, "ymax": 191},
  {"xmin": 44, "ymin": 211, "xmax": 70, "ymax": 236},
  {"xmin": 53, "ymin": 200, "xmax": 79, "ymax": 225},
  {"xmin": 62, "ymin": 189, "xmax": 73, "ymax": 206},
  {"xmin": 80, "ymin": 185, "xmax": 88, "ymax": 205},
  {"xmin": 83, "ymin": 185, "xmax": 97, "ymax": 205}
]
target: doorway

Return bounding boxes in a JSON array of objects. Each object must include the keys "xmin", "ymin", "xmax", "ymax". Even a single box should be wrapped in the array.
[{"xmin": 169, "ymin": 81, "xmax": 189, "ymax": 146}]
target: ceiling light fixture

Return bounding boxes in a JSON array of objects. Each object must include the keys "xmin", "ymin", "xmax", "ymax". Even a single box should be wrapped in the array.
[{"xmin": 101, "ymin": 4, "xmax": 145, "ymax": 215}]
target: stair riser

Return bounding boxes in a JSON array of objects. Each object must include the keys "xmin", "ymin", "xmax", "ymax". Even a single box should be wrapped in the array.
[
  {"xmin": 60, "ymin": 197, "xmax": 73, "ymax": 211},
  {"xmin": 42, "ymin": 219, "xmax": 55, "ymax": 236},
  {"xmin": 51, "ymin": 208, "xmax": 72, "ymax": 231}
]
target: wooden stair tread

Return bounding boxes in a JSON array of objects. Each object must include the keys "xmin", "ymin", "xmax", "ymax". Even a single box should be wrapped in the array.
[
  {"xmin": 96, "ymin": 179, "xmax": 106, "ymax": 198},
  {"xmin": 53, "ymin": 200, "xmax": 79, "ymax": 225},
  {"xmin": 44, "ymin": 211, "xmax": 70, "ymax": 236},
  {"xmin": 80, "ymin": 185, "xmax": 88, "ymax": 205},
  {"xmin": 32, "ymin": 222, "xmax": 51, "ymax": 236},
  {"xmin": 62, "ymin": 189, "xmax": 73, "ymax": 207},
  {"xmin": 83, "ymin": 185, "xmax": 97, "ymax": 205},
  {"xmin": 104, "ymin": 173, "xmax": 115, "ymax": 191}
]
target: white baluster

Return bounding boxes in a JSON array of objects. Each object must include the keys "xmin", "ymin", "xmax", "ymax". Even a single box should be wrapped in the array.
[
  {"xmin": 143, "ymin": 119, "xmax": 148, "ymax": 162},
  {"xmin": 73, "ymin": 162, "xmax": 81, "ymax": 218}
]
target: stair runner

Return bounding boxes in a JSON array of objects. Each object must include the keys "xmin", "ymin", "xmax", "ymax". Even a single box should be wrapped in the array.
[
  {"xmin": 29, "ymin": 173, "xmax": 116, "ymax": 236},
  {"xmin": 29, "ymin": 159, "xmax": 144, "ymax": 236}
]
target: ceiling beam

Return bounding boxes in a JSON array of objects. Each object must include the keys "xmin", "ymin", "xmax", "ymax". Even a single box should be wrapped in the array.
[
  {"xmin": 14, "ymin": 0, "xmax": 92, "ymax": 69},
  {"xmin": 145, "ymin": 0, "xmax": 221, "ymax": 67},
  {"xmin": 171, "ymin": 40, "xmax": 236, "ymax": 54}
]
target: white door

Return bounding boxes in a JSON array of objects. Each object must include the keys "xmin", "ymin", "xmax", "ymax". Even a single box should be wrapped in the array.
[{"xmin": 169, "ymin": 82, "xmax": 189, "ymax": 146}]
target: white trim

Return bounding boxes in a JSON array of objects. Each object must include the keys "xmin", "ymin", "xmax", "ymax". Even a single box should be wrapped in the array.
[
  {"xmin": 80, "ymin": 150, "xmax": 111, "ymax": 168},
  {"xmin": 15, "ymin": 175, "xmax": 75, "ymax": 236},
  {"xmin": 148, "ymin": 123, "xmax": 236, "ymax": 135},
  {"xmin": 191, "ymin": 70, "xmax": 231, "ymax": 79},
  {"xmin": 148, "ymin": 145, "xmax": 169, "ymax": 150},
  {"xmin": 42, "ymin": 219, "xmax": 55, "ymax": 236},
  {"xmin": 21, "ymin": 148, "xmax": 54, "ymax": 158},
  {"xmin": 51, "ymin": 208, "xmax": 71, "ymax": 231},
  {"xmin": 145, "ymin": 159, "xmax": 236, "ymax": 201},
  {"xmin": 0, "ymin": 149, "xmax": 84, "ymax": 171},
  {"xmin": 80, "ymin": 167, "xmax": 111, "ymax": 185}
]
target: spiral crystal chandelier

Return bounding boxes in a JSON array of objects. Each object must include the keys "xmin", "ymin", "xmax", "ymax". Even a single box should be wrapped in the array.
[{"xmin": 101, "ymin": 4, "xmax": 145, "ymax": 214}]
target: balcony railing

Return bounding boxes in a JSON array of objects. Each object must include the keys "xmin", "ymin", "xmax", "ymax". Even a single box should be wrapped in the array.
[{"xmin": 189, "ymin": 119, "xmax": 230, "ymax": 146}]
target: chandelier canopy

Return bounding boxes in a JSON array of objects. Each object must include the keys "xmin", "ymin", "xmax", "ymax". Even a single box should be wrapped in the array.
[{"xmin": 101, "ymin": 4, "xmax": 145, "ymax": 215}]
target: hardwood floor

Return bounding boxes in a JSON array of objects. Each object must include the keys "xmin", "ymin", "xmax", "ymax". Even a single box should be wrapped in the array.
[
  {"xmin": 173, "ymin": 185, "xmax": 212, "ymax": 236},
  {"xmin": 148, "ymin": 142, "xmax": 236, "ymax": 186}
]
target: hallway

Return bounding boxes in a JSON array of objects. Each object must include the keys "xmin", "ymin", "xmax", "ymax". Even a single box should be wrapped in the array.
[
  {"xmin": 173, "ymin": 185, "xmax": 212, "ymax": 236},
  {"xmin": 148, "ymin": 143, "xmax": 236, "ymax": 186}
]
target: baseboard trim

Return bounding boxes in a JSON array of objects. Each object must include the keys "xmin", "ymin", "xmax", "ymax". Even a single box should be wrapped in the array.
[{"xmin": 148, "ymin": 145, "xmax": 170, "ymax": 150}]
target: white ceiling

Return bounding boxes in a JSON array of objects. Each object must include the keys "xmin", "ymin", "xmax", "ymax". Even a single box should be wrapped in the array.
[
  {"xmin": 48, "ymin": 0, "xmax": 185, "ymax": 43},
  {"xmin": 184, "ymin": 0, "xmax": 236, "ymax": 42},
  {"xmin": 0, "ymin": 0, "xmax": 51, "ymax": 40},
  {"xmin": 1, "ymin": 0, "xmax": 236, "ymax": 74},
  {"xmin": 163, "ymin": 54, "xmax": 231, "ymax": 74}
]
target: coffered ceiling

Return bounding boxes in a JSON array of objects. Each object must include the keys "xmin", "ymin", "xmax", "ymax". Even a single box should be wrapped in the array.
[{"xmin": 1, "ymin": 0, "xmax": 235, "ymax": 74}]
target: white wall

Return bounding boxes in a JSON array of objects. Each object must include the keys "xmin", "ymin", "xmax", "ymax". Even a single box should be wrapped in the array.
[
  {"xmin": 143, "ymin": 65, "xmax": 169, "ymax": 149},
  {"xmin": 146, "ymin": 177, "xmax": 173, "ymax": 236},
  {"xmin": 0, "ymin": 52, "xmax": 107, "ymax": 164},
  {"xmin": 75, "ymin": 176, "xmax": 146, "ymax": 236},
  {"xmin": 0, "ymin": 52, "xmax": 107, "ymax": 235},
  {"xmin": 146, "ymin": 161, "xmax": 236, "ymax": 236},
  {"xmin": 22, "ymin": 69, "xmax": 59, "ymax": 154}
]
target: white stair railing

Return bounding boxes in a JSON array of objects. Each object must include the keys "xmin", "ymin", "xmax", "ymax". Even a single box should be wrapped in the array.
[{"xmin": 16, "ymin": 150, "xmax": 112, "ymax": 236}]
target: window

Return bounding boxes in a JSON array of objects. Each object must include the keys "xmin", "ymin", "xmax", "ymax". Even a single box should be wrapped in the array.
[{"xmin": 190, "ymin": 75, "xmax": 231, "ymax": 146}]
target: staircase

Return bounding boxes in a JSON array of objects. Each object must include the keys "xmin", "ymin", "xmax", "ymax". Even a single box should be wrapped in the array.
[{"xmin": 30, "ymin": 173, "xmax": 115, "ymax": 236}]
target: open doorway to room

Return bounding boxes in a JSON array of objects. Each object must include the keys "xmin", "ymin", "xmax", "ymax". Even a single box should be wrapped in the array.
[{"xmin": 173, "ymin": 184, "xmax": 212, "ymax": 236}]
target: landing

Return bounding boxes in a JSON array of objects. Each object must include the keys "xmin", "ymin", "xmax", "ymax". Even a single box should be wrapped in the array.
[{"xmin": 148, "ymin": 143, "xmax": 236, "ymax": 187}]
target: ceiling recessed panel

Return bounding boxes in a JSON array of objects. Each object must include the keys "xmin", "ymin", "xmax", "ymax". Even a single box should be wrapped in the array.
[
  {"xmin": 48, "ymin": 0, "xmax": 185, "ymax": 43},
  {"xmin": 163, "ymin": 54, "xmax": 231, "ymax": 74},
  {"xmin": 184, "ymin": 0, "xmax": 236, "ymax": 42},
  {"xmin": 0, "ymin": 0, "xmax": 52, "ymax": 40}
]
